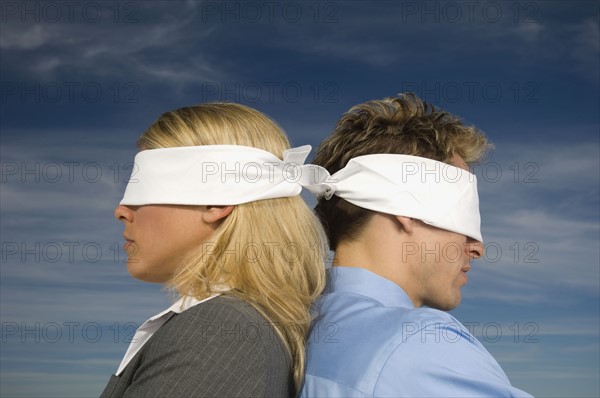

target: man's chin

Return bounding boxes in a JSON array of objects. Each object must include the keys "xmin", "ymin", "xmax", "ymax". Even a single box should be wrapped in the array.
[{"xmin": 424, "ymin": 296, "xmax": 461, "ymax": 311}]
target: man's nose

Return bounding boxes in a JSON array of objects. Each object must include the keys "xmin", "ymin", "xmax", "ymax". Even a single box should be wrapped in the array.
[{"xmin": 467, "ymin": 238, "xmax": 484, "ymax": 260}]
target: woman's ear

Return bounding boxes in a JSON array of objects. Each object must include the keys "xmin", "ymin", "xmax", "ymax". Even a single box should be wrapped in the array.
[
  {"xmin": 395, "ymin": 215, "xmax": 414, "ymax": 235},
  {"xmin": 201, "ymin": 205, "xmax": 235, "ymax": 224}
]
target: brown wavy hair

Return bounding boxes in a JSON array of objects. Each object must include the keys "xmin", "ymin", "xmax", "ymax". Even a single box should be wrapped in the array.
[{"xmin": 313, "ymin": 93, "xmax": 492, "ymax": 250}]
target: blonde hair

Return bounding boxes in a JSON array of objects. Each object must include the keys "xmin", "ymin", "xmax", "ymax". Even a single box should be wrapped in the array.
[
  {"xmin": 313, "ymin": 93, "xmax": 492, "ymax": 249},
  {"xmin": 138, "ymin": 102, "xmax": 326, "ymax": 391}
]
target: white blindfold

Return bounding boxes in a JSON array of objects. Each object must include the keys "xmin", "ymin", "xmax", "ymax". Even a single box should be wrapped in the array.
[
  {"xmin": 120, "ymin": 146, "xmax": 482, "ymax": 242},
  {"xmin": 120, "ymin": 145, "xmax": 313, "ymax": 206},
  {"xmin": 303, "ymin": 154, "xmax": 482, "ymax": 242}
]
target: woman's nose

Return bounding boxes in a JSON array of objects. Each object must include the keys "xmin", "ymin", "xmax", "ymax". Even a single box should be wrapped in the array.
[{"xmin": 114, "ymin": 205, "xmax": 134, "ymax": 223}]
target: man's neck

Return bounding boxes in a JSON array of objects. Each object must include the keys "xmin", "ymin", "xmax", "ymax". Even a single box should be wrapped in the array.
[{"xmin": 332, "ymin": 213, "xmax": 422, "ymax": 307}]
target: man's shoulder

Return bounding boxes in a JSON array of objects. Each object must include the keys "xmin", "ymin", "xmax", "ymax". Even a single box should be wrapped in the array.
[
  {"xmin": 306, "ymin": 293, "xmax": 474, "ymax": 395},
  {"xmin": 314, "ymin": 290, "xmax": 461, "ymax": 335},
  {"xmin": 304, "ymin": 295, "xmax": 521, "ymax": 397},
  {"xmin": 315, "ymin": 292, "xmax": 480, "ymax": 362}
]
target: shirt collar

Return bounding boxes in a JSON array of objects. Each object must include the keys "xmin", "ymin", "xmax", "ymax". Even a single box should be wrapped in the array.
[
  {"xmin": 147, "ymin": 293, "xmax": 222, "ymax": 322},
  {"xmin": 115, "ymin": 293, "xmax": 222, "ymax": 376},
  {"xmin": 148, "ymin": 284, "xmax": 232, "ymax": 322},
  {"xmin": 325, "ymin": 266, "xmax": 415, "ymax": 309}
]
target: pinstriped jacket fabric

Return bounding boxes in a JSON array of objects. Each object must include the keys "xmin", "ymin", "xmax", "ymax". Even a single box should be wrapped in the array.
[{"xmin": 100, "ymin": 295, "xmax": 293, "ymax": 398}]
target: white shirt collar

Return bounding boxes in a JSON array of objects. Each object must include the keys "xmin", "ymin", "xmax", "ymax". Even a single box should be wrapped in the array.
[
  {"xmin": 146, "ymin": 295, "xmax": 207, "ymax": 321},
  {"xmin": 115, "ymin": 293, "xmax": 221, "ymax": 376}
]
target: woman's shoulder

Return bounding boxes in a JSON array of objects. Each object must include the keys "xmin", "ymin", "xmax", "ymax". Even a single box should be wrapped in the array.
[
  {"xmin": 160, "ymin": 294, "xmax": 289, "ymax": 360},
  {"xmin": 180, "ymin": 294, "xmax": 279, "ymax": 330},
  {"xmin": 116, "ymin": 295, "xmax": 292, "ymax": 397}
]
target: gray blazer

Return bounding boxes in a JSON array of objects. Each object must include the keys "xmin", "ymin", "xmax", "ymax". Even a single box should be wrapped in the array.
[{"xmin": 100, "ymin": 295, "xmax": 293, "ymax": 397}]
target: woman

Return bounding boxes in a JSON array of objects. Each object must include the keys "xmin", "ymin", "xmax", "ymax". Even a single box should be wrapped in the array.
[{"xmin": 101, "ymin": 103, "xmax": 326, "ymax": 397}]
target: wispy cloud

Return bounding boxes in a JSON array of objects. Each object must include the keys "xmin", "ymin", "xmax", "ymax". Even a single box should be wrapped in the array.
[
  {"xmin": 1, "ymin": 5, "xmax": 224, "ymax": 86},
  {"xmin": 1, "ymin": 2, "xmax": 598, "ymax": 397},
  {"xmin": 570, "ymin": 18, "xmax": 600, "ymax": 81}
]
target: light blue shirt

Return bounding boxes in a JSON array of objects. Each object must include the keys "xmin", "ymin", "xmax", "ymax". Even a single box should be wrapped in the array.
[{"xmin": 301, "ymin": 267, "xmax": 532, "ymax": 397}]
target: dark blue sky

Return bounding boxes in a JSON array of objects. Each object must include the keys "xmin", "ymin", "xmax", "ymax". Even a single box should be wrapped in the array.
[{"xmin": 1, "ymin": 1, "xmax": 599, "ymax": 396}]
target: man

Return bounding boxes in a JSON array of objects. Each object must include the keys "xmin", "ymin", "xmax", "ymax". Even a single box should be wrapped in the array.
[{"xmin": 301, "ymin": 94, "xmax": 531, "ymax": 397}]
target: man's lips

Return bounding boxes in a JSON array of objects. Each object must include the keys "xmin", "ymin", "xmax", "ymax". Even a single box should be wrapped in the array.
[
  {"xmin": 461, "ymin": 265, "xmax": 471, "ymax": 282},
  {"xmin": 123, "ymin": 235, "xmax": 135, "ymax": 250}
]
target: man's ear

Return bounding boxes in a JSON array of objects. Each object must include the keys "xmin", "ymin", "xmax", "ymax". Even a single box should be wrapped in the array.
[
  {"xmin": 201, "ymin": 205, "xmax": 235, "ymax": 224},
  {"xmin": 395, "ymin": 215, "xmax": 414, "ymax": 234}
]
